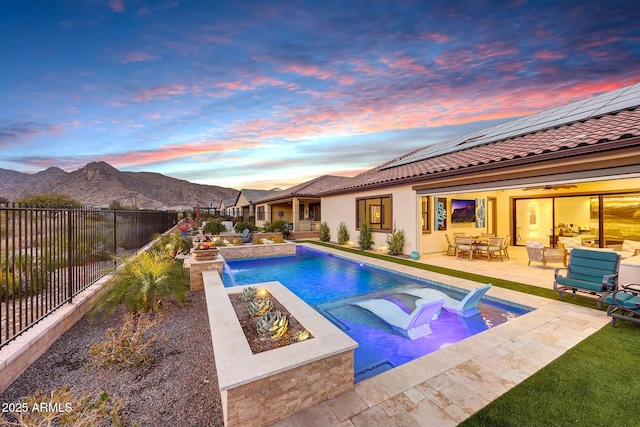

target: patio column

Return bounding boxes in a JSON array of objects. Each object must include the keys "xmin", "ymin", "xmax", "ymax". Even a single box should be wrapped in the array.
[{"xmin": 292, "ymin": 196, "xmax": 299, "ymax": 232}]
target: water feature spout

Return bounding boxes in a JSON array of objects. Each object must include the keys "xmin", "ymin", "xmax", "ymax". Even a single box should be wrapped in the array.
[{"xmin": 223, "ymin": 260, "xmax": 237, "ymax": 287}]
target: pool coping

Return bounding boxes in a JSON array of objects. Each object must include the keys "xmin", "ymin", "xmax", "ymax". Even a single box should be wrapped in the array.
[{"xmin": 267, "ymin": 243, "xmax": 611, "ymax": 426}]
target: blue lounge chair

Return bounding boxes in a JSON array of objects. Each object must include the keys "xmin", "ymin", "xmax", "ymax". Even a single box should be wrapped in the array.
[
  {"xmin": 605, "ymin": 284, "xmax": 640, "ymax": 327},
  {"xmin": 240, "ymin": 228, "xmax": 253, "ymax": 243},
  {"xmin": 350, "ymin": 298, "xmax": 444, "ymax": 340},
  {"xmin": 398, "ymin": 284, "xmax": 492, "ymax": 318}
]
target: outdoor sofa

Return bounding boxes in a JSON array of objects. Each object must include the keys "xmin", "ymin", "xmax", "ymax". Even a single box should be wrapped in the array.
[{"xmin": 553, "ymin": 248, "xmax": 621, "ymax": 309}]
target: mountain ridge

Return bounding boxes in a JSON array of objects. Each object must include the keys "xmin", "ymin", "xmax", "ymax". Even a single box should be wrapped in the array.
[{"xmin": 0, "ymin": 162, "xmax": 238, "ymax": 209}]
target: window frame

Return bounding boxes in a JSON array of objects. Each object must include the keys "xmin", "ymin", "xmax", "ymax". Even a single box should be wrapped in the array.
[{"xmin": 356, "ymin": 194, "xmax": 393, "ymax": 232}]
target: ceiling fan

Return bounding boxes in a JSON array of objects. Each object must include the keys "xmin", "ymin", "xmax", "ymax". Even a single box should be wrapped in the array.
[{"xmin": 522, "ymin": 184, "xmax": 578, "ymax": 191}]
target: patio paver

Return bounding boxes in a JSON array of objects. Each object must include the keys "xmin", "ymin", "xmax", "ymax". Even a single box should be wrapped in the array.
[{"xmin": 269, "ymin": 244, "xmax": 610, "ymax": 426}]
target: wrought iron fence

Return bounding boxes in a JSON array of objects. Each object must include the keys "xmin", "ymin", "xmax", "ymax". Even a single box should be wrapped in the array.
[{"xmin": 0, "ymin": 204, "xmax": 178, "ymax": 348}]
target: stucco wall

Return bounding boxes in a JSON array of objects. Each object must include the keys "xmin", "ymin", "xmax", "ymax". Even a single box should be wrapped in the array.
[{"xmin": 321, "ymin": 184, "xmax": 419, "ymax": 254}]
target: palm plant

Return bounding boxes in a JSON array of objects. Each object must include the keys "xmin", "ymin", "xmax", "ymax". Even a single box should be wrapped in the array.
[
  {"xmin": 153, "ymin": 232, "xmax": 192, "ymax": 259},
  {"xmin": 97, "ymin": 251, "xmax": 188, "ymax": 317}
]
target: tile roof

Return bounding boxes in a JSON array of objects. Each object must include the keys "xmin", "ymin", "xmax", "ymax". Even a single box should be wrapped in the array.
[
  {"xmin": 240, "ymin": 189, "xmax": 280, "ymax": 204},
  {"xmin": 323, "ymin": 98, "xmax": 640, "ymax": 194},
  {"xmin": 254, "ymin": 175, "xmax": 352, "ymax": 203}
]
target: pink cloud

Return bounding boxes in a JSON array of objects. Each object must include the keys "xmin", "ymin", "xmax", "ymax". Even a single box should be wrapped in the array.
[
  {"xmin": 416, "ymin": 32, "xmax": 451, "ymax": 43},
  {"xmin": 120, "ymin": 51, "xmax": 159, "ymax": 63},
  {"xmin": 279, "ymin": 64, "xmax": 333, "ymax": 80},
  {"xmin": 205, "ymin": 35, "xmax": 231, "ymax": 44},
  {"xmin": 380, "ymin": 56, "xmax": 433, "ymax": 77},
  {"xmin": 109, "ymin": 0, "xmax": 125, "ymax": 13},
  {"xmin": 133, "ymin": 83, "xmax": 190, "ymax": 102},
  {"xmin": 535, "ymin": 51, "xmax": 567, "ymax": 59},
  {"xmin": 497, "ymin": 61, "xmax": 526, "ymax": 72}
]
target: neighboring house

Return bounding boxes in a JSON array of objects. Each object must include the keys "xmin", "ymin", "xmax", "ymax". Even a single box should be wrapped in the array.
[
  {"xmin": 237, "ymin": 189, "xmax": 281, "ymax": 220},
  {"xmin": 319, "ymin": 82, "xmax": 640, "ymax": 255},
  {"xmin": 220, "ymin": 196, "xmax": 240, "ymax": 218},
  {"xmin": 253, "ymin": 175, "xmax": 351, "ymax": 232}
]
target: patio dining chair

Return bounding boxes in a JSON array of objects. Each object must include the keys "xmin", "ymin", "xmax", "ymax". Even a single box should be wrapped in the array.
[
  {"xmin": 477, "ymin": 237, "xmax": 504, "ymax": 261},
  {"xmin": 455, "ymin": 237, "xmax": 475, "ymax": 260},
  {"xmin": 501, "ymin": 235, "xmax": 510, "ymax": 259},
  {"xmin": 445, "ymin": 234, "xmax": 457, "ymax": 256}
]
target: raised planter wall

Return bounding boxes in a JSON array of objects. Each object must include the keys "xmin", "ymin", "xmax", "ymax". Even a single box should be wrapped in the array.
[
  {"xmin": 203, "ymin": 271, "xmax": 357, "ymax": 427},
  {"xmin": 218, "ymin": 241, "xmax": 296, "ymax": 260}
]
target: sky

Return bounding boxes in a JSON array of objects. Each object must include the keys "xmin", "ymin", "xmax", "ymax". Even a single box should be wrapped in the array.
[{"xmin": 1, "ymin": 1, "xmax": 639, "ymax": 191}]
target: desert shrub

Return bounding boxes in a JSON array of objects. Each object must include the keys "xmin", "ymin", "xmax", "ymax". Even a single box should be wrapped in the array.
[
  {"xmin": 319, "ymin": 222, "xmax": 331, "ymax": 242},
  {"xmin": 271, "ymin": 234, "xmax": 285, "ymax": 243},
  {"xmin": 96, "ymin": 252, "xmax": 188, "ymax": 317},
  {"xmin": 1, "ymin": 254, "xmax": 49, "ymax": 301},
  {"xmin": 202, "ymin": 219, "xmax": 227, "ymax": 235},
  {"xmin": 252, "ymin": 235, "xmax": 265, "ymax": 244},
  {"xmin": 263, "ymin": 220, "xmax": 291, "ymax": 238},
  {"xmin": 357, "ymin": 222, "xmax": 373, "ymax": 250},
  {"xmin": 15, "ymin": 193, "xmax": 82, "ymax": 208},
  {"xmin": 89, "ymin": 312, "xmax": 159, "ymax": 368},
  {"xmin": 0, "ymin": 385, "xmax": 128, "ymax": 427},
  {"xmin": 232, "ymin": 237, "xmax": 244, "ymax": 246},
  {"xmin": 386, "ymin": 222, "xmax": 405, "ymax": 255},
  {"xmin": 337, "ymin": 222, "xmax": 350, "ymax": 245}
]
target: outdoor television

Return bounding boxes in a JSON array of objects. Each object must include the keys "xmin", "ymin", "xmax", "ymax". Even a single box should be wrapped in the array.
[{"xmin": 451, "ymin": 199, "xmax": 476, "ymax": 223}]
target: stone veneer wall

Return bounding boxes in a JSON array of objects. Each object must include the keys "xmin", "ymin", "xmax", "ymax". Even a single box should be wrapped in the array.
[
  {"xmin": 223, "ymin": 351, "xmax": 354, "ymax": 426},
  {"xmin": 218, "ymin": 242, "xmax": 296, "ymax": 260},
  {"xmin": 203, "ymin": 272, "xmax": 358, "ymax": 427}
]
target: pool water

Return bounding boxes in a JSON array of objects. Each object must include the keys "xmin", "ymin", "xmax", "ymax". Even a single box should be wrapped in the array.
[{"xmin": 222, "ymin": 246, "xmax": 531, "ymax": 382}]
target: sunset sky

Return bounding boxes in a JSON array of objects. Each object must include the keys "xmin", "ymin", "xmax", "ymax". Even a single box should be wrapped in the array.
[{"xmin": 1, "ymin": 1, "xmax": 639, "ymax": 190}]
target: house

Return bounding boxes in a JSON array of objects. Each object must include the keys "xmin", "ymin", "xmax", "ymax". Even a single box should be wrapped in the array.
[
  {"xmin": 236, "ymin": 189, "xmax": 281, "ymax": 220},
  {"xmin": 253, "ymin": 175, "xmax": 351, "ymax": 236},
  {"xmin": 220, "ymin": 196, "xmax": 240, "ymax": 218},
  {"xmin": 319, "ymin": 82, "xmax": 640, "ymax": 255}
]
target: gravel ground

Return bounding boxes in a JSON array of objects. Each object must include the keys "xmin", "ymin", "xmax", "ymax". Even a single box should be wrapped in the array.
[{"xmin": 0, "ymin": 291, "xmax": 224, "ymax": 427}]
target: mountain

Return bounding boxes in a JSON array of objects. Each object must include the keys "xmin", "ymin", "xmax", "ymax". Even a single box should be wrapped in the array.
[{"xmin": 0, "ymin": 162, "xmax": 239, "ymax": 209}]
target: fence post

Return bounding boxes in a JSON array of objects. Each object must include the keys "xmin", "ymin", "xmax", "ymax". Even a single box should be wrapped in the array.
[
  {"xmin": 113, "ymin": 211, "xmax": 118, "ymax": 267},
  {"xmin": 67, "ymin": 208, "xmax": 73, "ymax": 304}
]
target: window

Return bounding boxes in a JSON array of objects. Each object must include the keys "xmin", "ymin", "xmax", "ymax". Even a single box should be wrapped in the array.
[
  {"xmin": 356, "ymin": 195, "xmax": 392, "ymax": 231},
  {"xmin": 420, "ymin": 197, "xmax": 430, "ymax": 233},
  {"xmin": 257, "ymin": 206, "xmax": 265, "ymax": 221}
]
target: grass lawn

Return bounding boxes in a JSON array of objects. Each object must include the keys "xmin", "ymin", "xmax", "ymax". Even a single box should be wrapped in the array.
[{"xmin": 304, "ymin": 241, "xmax": 640, "ymax": 426}]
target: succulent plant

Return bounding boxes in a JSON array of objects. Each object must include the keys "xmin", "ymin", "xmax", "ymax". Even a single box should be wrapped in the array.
[
  {"xmin": 256, "ymin": 311, "xmax": 288, "ymax": 340},
  {"xmin": 240, "ymin": 286, "xmax": 257, "ymax": 302},
  {"xmin": 248, "ymin": 297, "xmax": 272, "ymax": 316}
]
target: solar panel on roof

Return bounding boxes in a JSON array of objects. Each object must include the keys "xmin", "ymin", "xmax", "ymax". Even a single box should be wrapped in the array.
[{"xmin": 380, "ymin": 82, "xmax": 640, "ymax": 170}]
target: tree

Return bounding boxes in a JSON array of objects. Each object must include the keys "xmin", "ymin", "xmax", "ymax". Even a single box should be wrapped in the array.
[
  {"xmin": 386, "ymin": 222, "xmax": 405, "ymax": 255},
  {"xmin": 357, "ymin": 222, "xmax": 373, "ymax": 250},
  {"xmin": 319, "ymin": 222, "xmax": 331, "ymax": 242},
  {"xmin": 16, "ymin": 193, "xmax": 82, "ymax": 208},
  {"xmin": 337, "ymin": 222, "xmax": 350, "ymax": 245}
]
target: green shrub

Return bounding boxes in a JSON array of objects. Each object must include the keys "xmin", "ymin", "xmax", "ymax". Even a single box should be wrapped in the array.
[
  {"xmin": 263, "ymin": 220, "xmax": 291, "ymax": 238},
  {"xmin": 96, "ymin": 252, "xmax": 188, "ymax": 317},
  {"xmin": 153, "ymin": 232, "xmax": 192, "ymax": 259},
  {"xmin": 234, "ymin": 221, "xmax": 256, "ymax": 233},
  {"xmin": 337, "ymin": 222, "xmax": 350, "ymax": 245},
  {"xmin": 357, "ymin": 222, "xmax": 373, "ymax": 250},
  {"xmin": 202, "ymin": 219, "xmax": 227, "ymax": 235},
  {"xmin": 319, "ymin": 222, "xmax": 331, "ymax": 242},
  {"xmin": 386, "ymin": 222, "xmax": 405, "ymax": 255}
]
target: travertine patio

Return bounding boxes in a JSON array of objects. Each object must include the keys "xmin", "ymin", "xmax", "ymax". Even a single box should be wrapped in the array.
[{"xmin": 271, "ymin": 243, "xmax": 609, "ymax": 426}]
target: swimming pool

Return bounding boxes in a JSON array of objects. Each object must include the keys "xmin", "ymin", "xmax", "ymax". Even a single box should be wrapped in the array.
[{"xmin": 222, "ymin": 246, "xmax": 531, "ymax": 382}]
